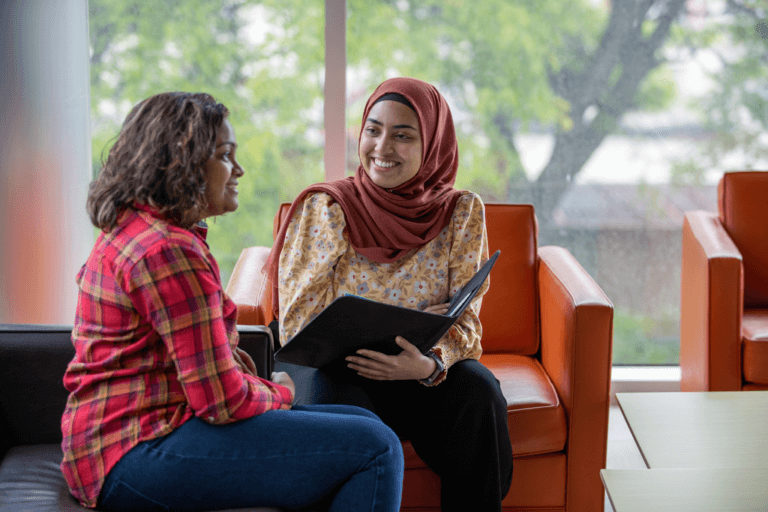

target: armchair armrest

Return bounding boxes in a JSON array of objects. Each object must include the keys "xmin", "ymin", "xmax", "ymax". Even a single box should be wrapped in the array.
[
  {"xmin": 226, "ymin": 246, "xmax": 275, "ymax": 326},
  {"xmin": 537, "ymin": 245, "xmax": 613, "ymax": 512},
  {"xmin": 680, "ymin": 211, "xmax": 743, "ymax": 391},
  {"xmin": 237, "ymin": 325, "xmax": 275, "ymax": 378}
]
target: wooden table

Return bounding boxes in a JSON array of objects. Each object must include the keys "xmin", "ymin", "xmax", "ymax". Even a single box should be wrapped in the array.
[
  {"xmin": 603, "ymin": 392, "xmax": 768, "ymax": 511},
  {"xmin": 616, "ymin": 391, "xmax": 768, "ymax": 469},
  {"xmin": 601, "ymin": 468, "xmax": 768, "ymax": 512}
]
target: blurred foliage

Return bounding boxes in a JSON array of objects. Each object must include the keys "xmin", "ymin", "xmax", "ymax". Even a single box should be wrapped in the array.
[
  {"xmin": 612, "ymin": 309, "xmax": 680, "ymax": 365},
  {"xmin": 88, "ymin": 0, "xmax": 327, "ymax": 285},
  {"xmin": 671, "ymin": 0, "xmax": 768, "ymax": 178},
  {"xmin": 88, "ymin": 0, "xmax": 764, "ymax": 364}
]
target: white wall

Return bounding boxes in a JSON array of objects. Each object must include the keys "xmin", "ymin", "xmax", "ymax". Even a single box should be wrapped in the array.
[{"xmin": 0, "ymin": 0, "xmax": 93, "ymax": 324}]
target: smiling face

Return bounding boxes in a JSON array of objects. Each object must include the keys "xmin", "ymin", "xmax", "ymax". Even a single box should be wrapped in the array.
[
  {"xmin": 202, "ymin": 119, "xmax": 244, "ymax": 219},
  {"xmin": 359, "ymin": 100, "xmax": 423, "ymax": 190}
]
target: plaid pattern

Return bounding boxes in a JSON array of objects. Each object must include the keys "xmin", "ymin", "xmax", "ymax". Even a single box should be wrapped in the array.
[{"xmin": 61, "ymin": 205, "xmax": 293, "ymax": 508}]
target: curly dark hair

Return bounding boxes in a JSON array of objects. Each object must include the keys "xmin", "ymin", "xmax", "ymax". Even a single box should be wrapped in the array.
[{"xmin": 87, "ymin": 92, "xmax": 230, "ymax": 231}]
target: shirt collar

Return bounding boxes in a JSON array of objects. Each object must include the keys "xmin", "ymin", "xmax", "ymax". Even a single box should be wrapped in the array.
[{"xmin": 132, "ymin": 203, "xmax": 208, "ymax": 240}]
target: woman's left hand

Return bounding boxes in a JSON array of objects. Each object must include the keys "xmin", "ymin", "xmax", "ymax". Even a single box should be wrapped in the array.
[
  {"xmin": 346, "ymin": 336, "xmax": 437, "ymax": 381},
  {"xmin": 233, "ymin": 347, "xmax": 257, "ymax": 377}
]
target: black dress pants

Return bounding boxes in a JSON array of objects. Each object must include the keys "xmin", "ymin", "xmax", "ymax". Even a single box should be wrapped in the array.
[{"xmin": 275, "ymin": 359, "xmax": 514, "ymax": 512}]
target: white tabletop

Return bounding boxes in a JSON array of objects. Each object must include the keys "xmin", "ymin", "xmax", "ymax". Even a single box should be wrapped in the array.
[
  {"xmin": 616, "ymin": 391, "xmax": 768, "ymax": 469},
  {"xmin": 601, "ymin": 468, "xmax": 768, "ymax": 512}
]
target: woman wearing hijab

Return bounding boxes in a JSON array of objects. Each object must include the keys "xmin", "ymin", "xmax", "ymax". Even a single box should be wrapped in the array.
[{"xmin": 266, "ymin": 77, "xmax": 513, "ymax": 511}]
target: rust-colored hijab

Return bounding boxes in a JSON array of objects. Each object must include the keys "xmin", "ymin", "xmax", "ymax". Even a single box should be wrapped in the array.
[{"xmin": 265, "ymin": 77, "xmax": 462, "ymax": 315}]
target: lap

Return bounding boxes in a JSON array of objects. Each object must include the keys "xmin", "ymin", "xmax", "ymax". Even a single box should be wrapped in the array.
[
  {"xmin": 102, "ymin": 405, "xmax": 400, "ymax": 511},
  {"xmin": 279, "ymin": 359, "xmax": 506, "ymax": 438}
]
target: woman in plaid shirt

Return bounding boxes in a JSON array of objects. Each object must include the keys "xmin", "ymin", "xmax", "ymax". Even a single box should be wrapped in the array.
[{"xmin": 61, "ymin": 92, "xmax": 403, "ymax": 512}]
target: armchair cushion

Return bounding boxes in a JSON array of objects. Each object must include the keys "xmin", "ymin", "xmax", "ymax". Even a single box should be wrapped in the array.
[
  {"xmin": 400, "ymin": 354, "xmax": 567, "ymax": 464},
  {"xmin": 480, "ymin": 354, "xmax": 567, "ymax": 457},
  {"xmin": 742, "ymin": 309, "xmax": 768, "ymax": 385},
  {"xmin": 718, "ymin": 171, "xmax": 768, "ymax": 307}
]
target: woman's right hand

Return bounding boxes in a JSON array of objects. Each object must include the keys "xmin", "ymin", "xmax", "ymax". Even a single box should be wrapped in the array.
[{"xmin": 270, "ymin": 371, "xmax": 296, "ymax": 404}]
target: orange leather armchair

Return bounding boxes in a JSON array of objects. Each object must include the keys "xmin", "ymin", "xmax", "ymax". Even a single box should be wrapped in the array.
[
  {"xmin": 681, "ymin": 171, "xmax": 768, "ymax": 392},
  {"xmin": 226, "ymin": 203, "xmax": 614, "ymax": 511}
]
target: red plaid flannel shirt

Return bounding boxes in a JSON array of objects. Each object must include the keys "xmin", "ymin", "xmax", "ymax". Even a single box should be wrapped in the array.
[{"xmin": 61, "ymin": 205, "xmax": 293, "ymax": 508}]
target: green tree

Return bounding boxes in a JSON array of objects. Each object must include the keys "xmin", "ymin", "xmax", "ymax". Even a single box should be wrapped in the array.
[
  {"xmin": 88, "ymin": 0, "xmax": 327, "ymax": 282},
  {"xmin": 343, "ymin": 0, "xmax": 689, "ymax": 223},
  {"xmin": 89, "ymin": 0, "xmax": 765, "ymax": 285},
  {"xmin": 679, "ymin": 0, "xmax": 768, "ymax": 177}
]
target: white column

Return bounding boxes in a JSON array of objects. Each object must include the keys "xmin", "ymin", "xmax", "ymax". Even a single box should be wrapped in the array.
[
  {"xmin": 324, "ymin": 0, "xmax": 346, "ymax": 182},
  {"xmin": 0, "ymin": 0, "xmax": 93, "ymax": 325}
]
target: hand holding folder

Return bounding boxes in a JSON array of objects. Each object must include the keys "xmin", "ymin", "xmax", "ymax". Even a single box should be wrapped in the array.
[{"xmin": 274, "ymin": 250, "xmax": 500, "ymax": 370}]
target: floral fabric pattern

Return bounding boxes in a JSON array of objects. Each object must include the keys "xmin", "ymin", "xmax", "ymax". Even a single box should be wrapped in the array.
[{"xmin": 278, "ymin": 191, "xmax": 489, "ymax": 386}]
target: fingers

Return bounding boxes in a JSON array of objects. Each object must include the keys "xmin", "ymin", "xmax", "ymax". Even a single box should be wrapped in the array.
[
  {"xmin": 395, "ymin": 336, "xmax": 420, "ymax": 353},
  {"xmin": 423, "ymin": 302, "xmax": 450, "ymax": 314},
  {"xmin": 346, "ymin": 355, "xmax": 387, "ymax": 372},
  {"xmin": 346, "ymin": 352, "xmax": 394, "ymax": 380},
  {"xmin": 354, "ymin": 349, "xmax": 392, "ymax": 363}
]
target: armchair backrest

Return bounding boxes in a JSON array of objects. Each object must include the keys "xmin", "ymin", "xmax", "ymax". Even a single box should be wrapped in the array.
[
  {"xmin": 718, "ymin": 171, "xmax": 768, "ymax": 307},
  {"xmin": 273, "ymin": 202, "xmax": 540, "ymax": 355},
  {"xmin": 481, "ymin": 204, "xmax": 539, "ymax": 354}
]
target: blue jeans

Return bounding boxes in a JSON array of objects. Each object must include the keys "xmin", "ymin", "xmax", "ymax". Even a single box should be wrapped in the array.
[{"xmin": 98, "ymin": 404, "xmax": 403, "ymax": 512}]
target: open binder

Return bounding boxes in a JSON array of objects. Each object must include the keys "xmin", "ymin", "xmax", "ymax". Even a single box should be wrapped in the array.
[{"xmin": 274, "ymin": 250, "xmax": 500, "ymax": 370}]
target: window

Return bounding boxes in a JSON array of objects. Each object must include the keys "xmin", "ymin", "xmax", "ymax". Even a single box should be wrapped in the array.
[
  {"xmin": 89, "ymin": 0, "xmax": 768, "ymax": 364},
  {"xmin": 345, "ymin": 0, "xmax": 767, "ymax": 365},
  {"xmin": 88, "ymin": 0, "xmax": 325, "ymax": 280}
]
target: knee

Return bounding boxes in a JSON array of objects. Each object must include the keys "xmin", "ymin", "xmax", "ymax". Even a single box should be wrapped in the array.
[
  {"xmin": 356, "ymin": 417, "xmax": 404, "ymax": 462},
  {"xmin": 453, "ymin": 362, "xmax": 507, "ymax": 413}
]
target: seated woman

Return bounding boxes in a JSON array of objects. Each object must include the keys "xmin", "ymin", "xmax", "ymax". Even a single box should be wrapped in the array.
[
  {"xmin": 61, "ymin": 92, "xmax": 403, "ymax": 512},
  {"xmin": 266, "ymin": 77, "xmax": 513, "ymax": 512}
]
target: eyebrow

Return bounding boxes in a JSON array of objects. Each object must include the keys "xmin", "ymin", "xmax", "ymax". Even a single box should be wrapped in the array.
[
  {"xmin": 366, "ymin": 117, "xmax": 418, "ymax": 131},
  {"xmin": 217, "ymin": 141, "xmax": 237, "ymax": 149}
]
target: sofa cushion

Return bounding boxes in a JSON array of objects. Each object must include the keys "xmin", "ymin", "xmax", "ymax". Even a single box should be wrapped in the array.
[
  {"xmin": 0, "ymin": 325, "xmax": 74, "ymax": 447},
  {"xmin": 718, "ymin": 171, "xmax": 768, "ymax": 307},
  {"xmin": 0, "ymin": 444, "xmax": 284, "ymax": 512},
  {"xmin": 742, "ymin": 309, "xmax": 768, "ymax": 385}
]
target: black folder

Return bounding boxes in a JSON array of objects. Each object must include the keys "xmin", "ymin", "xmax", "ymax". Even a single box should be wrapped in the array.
[{"xmin": 273, "ymin": 250, "xmax": 500, "ymax": 370}]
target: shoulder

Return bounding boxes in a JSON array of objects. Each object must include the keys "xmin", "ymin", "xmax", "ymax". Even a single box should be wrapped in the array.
[
  {"xmin": 451, "ymin": 191, "xmax": 486, "ymax": 224},
  {"xmin": 108, "ymin": 209, "xmax": 209, "ymax": 273},
  {"xmin": 290, "ymin": 192, "xmax": 346, "ymax": 226}
]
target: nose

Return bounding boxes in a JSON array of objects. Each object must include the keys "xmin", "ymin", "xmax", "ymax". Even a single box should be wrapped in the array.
[
  {"xmin": 375, "ymin": 136, "xmax": 394, "ymax": 155},
  {"xmin": 233, "ymin": 161, "xmax": 244, "ymax": 177}
]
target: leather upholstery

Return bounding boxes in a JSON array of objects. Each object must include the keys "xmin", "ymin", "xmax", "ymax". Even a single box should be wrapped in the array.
[
  {"xmin": 479, "ymin": 354, "xmax": 566, "ymax": 456},
  {"xmin": 742, "ymin": 310, "xmax": 768, "ymax": 385},
  {"xmin": 0, "ymin": 324, "xmax": 280, "ymax": 512},
  {"xmin": 681, "ymin": 171, "xmax": 768, "ymax": 392},
  {"xmin": 718, "ymin": 171, "xmax": 768, "ymax": 307},
  {"xmin": 228, "ymin": 202, "xmax": 614, "ymax": 511},
  {"xmin": 679, "ymin": 210, "xmax": 743, "ymax": 391},
  {"xmin": 227, "ymin": 247, "xmax": 275, "ymax": 326},
  {"xmin": 481, "ymin": 205, "xmax": 539, "ymax": 355}
]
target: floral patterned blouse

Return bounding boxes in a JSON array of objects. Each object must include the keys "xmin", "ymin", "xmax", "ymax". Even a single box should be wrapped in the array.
[{"xmin": 278, "ymin": 191, "xmax": 489, "ymax": 386}]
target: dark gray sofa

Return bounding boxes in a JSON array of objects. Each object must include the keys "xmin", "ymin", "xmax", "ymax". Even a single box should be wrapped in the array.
[{"xmin": 0, "ymin": 323, "xmax": 282, "ymax": 512}]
